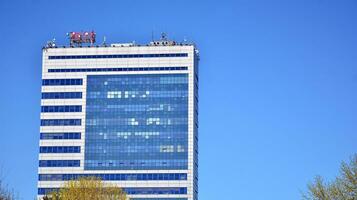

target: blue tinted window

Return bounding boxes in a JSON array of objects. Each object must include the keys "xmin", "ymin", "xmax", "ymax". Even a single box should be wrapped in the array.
[
  {"xmin": 48, "ymin": 67, "xmax": 188, "ymax": 73},
  {"xmin": 48, "ymin": 53, "xmax": 188, "ymax": 60},
  {"xmin": 41, "ymin": 105, "xmax": 82, "ymax": 113},
  {"xmin": 38, "ymin": 187, "xmax": 186, "ymax": 195},
  {"xmin": 39, "ymin": 160, "xmax": 80, "ymax": 167},
  {"xmin": 38, "ymin": 188, "xmax": 59, "ymax": 195},
  {"xmin": 84, "ymin": 74, "xmax": 188, "ymax": 170},
  {"xmin": 40, "ymin": 132, "xmax": 81, "ymax": 140},
  {"xmin": 38, "ymin": 173, "xmax": 186, "ymax": 181},
  {"xmin": 40, "ymin": 119, "xmax": 81, "ymax": 126},
  {"xmin": 42, "ymin": 92, "xmax": 82, "ymax": 99},
  {"xmin": 42, "ymin": 79, "xmax": 82, "ymax": 86},
  {"xmin": 39, "ymin": 146, "xmax": 80, "ymax": 153},
  {"xmin": 124, "ymin": 188, "xmax": 187, "ymax": 195}
]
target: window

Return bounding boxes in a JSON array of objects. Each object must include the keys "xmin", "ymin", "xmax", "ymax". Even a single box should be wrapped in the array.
[
  {"xmin": 38, "ymin": 173, "xmax": 186, "ymax": 181},
  {"xmin": 42, "ymin": 92, "xmax": 82, "ymax": 99},
  {"xmin": 40, "ymin": 132, "xmax": 81, "ymax": 140},
  {"xmin": 41, "ymin": 105, "xmax": 82, "ymax": 113},
  {"xmin": 48, "ymin": 67, "xmax": 188, "ymax": 73},
  {"xmin": 38, "ymin": 188, "xmax": 187, "ymax": 195},
  {"xmin": 39, "ymin": 160, "xmax": 80, "ymax": 167},
  {"xmin": 40, "ymin": 119, "xmax": 81, "ymax": 126},
  {"xmin": 38, "ymin": 188, "xmax": 59, "ymax": 195},
  {"xmin": 39, "ymin": 146, "xmax": 80, "ymax": 153},
  {"xmin": 84, "ymin": 74, "xmax": 188, "ymax": 170},
  {"xmin": 48, "ymin": 53, "xmax": 188, "ymax": 60},
  {"xmin": 42, "ymin": 79, "xmax": 82, "ymax": 86},
  {"xmin": 124, "ymin": 188, "xmax": 187, "ymax": 195}
]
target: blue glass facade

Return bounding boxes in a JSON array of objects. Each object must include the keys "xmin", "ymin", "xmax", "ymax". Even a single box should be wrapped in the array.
[
  {"xmin": 40, "ymin": 132, "xmax": 81, "ymax": 140},
  {"xmin": 41, "ymin": 105, "xmax": 82, "ymax": 113},
  {"xmin": 38, "ymin": 187, "xmax": 187, "ymax": 195},
  {"xmin": 41, "ymin": 92, "xmax": 82, "ymax": 99},
  {"xmin": 39, "ymin": 160, "xmax": 80, "ymax": 167},
  {"xmin": 48, "ymin": 53, "xmax": 188, "ymax": 60},
  {"xmin": 42, "ymin": 79, "xmax": 82, "ymax": 86},
  {"xmin": 38, "ymin": 173, "xmax": 187, "ymax": 181},
  {"xmin": 48, "ymin": 66, "xmax": 187, "ymax": 73},
  {"xmin": 40, "ymin": 146, "xmax": 81, "ymax": 153},
  {"xmin": 40, "ymin": 119, "xmax": 81, "ymax": 126},
  {"xmin": 84, "ymin": 74, "xmax": 188, "ymax": 170}
]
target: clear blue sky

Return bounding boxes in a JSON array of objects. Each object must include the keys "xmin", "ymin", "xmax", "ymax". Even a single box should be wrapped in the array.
[{"xmin": 0, "ymin": 0, "xmax": 357, "ymax": 199}]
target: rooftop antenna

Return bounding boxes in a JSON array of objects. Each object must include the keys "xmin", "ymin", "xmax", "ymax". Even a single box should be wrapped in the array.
[
  {"xmin": 151, "ymin": 30, "xmax": 154, "ymax": 42},
  {"xmin": 45, "ymin": 37, "xmax": 56, "ymax": 48},
  {"xmin": 102, "ymin": 36, "xmax": 107, "ymax": 46},
  {"xmin": 161, "ymin": 32, "xmax": 167, "ymax": 41}
]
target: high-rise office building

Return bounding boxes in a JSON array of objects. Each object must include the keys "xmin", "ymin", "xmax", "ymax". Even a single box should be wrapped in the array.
[{"xmin": 38, "ymin": 33, "xmax": 199, "ymax": 200}]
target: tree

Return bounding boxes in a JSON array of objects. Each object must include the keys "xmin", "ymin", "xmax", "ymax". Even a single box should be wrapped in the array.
[
  {"xmin": 303, "ymin": 154, "xmax": 357, "ymax": 200},
  {"xmin": 0, "ymin": 170, "xmax": 15, "ymax": 200},
  {"xmin": 43, "ymin": 177, "xmax": 127, "ymax": 200},
  {"xmin": 0, "ymin": 181, "xmax": 15, "ymax": 200}
]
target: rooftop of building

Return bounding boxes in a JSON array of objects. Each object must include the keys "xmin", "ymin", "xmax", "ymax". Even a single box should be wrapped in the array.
[{"xmin": 43, "ymin": 32, "xmax": 196, "ymax": 50}]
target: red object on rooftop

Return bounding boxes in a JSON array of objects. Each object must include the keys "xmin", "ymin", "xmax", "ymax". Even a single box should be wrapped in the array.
[{"xmin": 68, "ymin": 31, "xmax": 96, "ymax": 46}]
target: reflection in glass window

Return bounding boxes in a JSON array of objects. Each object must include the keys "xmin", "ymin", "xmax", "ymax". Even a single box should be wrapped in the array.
[{"xmin": 85, "ymin": 74, "xmax": 188, "ymax": 170}]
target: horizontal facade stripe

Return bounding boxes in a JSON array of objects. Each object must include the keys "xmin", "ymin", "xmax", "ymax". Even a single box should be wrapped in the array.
[
  {"xmin": 38, "ymin": 187, "xmax": 187, "ymax": 195},
  {"xmin": 40, "ymin": 119, "xmax": 81, "ymax": 126},
  {"xmin": 48, "ymin": 66, "xmax": 188, "ymax": 73},
  {"xmin": 48, "ymin": 53, "xmax": 188, "ymax": 60},
  {"xmin": 42, "ymin": 79, "xmax": 82, "ymax": 86},
  {"xmin": 40, "ymin": 132, "xmax": 81, "ymax": 140},
  {"xmin": 39, "ymin": 146, "xmax": 81, "ymax": 153},
  {"xmin": 42, "ymin": 92, "xmax": 82, "ymax": 99},
  {"xmin": 41, "ymin": 105, "xmax": 82, "ymax": 113},
  {"xmin": 39, "ymin": 160, "xmax": 80, "ymax": 167},
  {"xmin": 38, "ymin": 173, "xmax": 187, "ymax": 181}
]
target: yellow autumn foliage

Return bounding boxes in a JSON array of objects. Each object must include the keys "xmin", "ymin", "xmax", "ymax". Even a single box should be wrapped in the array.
[
  {"xmin": 46, "ymin": 177, "xmax": 127, "ymax": 200},
  {"xmin": 303, "ymin": 154, "xmax": 357, "ymax": 200}
]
